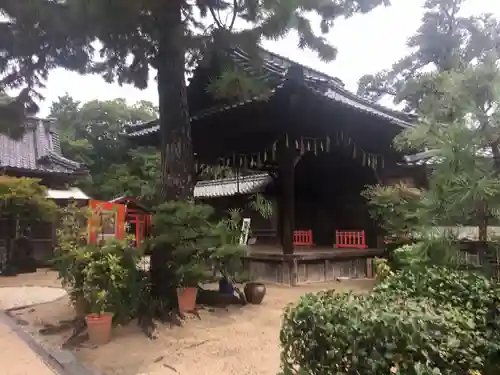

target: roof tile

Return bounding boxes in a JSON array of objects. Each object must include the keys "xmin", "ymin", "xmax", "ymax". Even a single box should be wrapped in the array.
[
  {"xmin": 0, "ymin": 118, "xmax": 84, "ymax": 174},
  {"xmin": 194, "ymin": 174, "xmax": 271, "ymax": 198},
  {"xmin": 127, "ymin": 47, "xmax": 415, "ymax": 138}
]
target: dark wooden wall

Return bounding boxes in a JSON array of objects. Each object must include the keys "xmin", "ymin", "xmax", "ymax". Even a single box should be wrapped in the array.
[{"xmin": 293, "ymin": 151, "xmax": 379, "ymax": 247}]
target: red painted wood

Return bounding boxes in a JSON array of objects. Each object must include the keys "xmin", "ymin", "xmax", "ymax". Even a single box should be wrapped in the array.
[
  {"xmin": 88, "ymin": 200, "xmax": 126, "ymax": 244},
  {"xmin": 335, "ymin": 230, "xmax": 367, "ymax": 249},
  {"xmin": 293, "ymin": 230, "xmax": 313, "ymax": 246}
]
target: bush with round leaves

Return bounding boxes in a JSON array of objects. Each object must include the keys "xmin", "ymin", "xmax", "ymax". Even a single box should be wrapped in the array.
[
  {"xmin": 280, "ymin": 291, "xmax": 493, "ymax": 375},
  {"xmin": 373, "ymin": 266, "xmax": 500, "ymax": 373},
  {"xmin": 374, "ymin": 266, "xmax": 500, "ymax": 316}
]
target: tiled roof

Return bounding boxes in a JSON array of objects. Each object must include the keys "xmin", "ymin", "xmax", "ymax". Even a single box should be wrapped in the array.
[
  {"xmin": 0, "ymin": 118, "xmax": 84, "ymax": 174},
  {"xmin": 194, "ymin": 174, "xmax": 272, "ymax": 198},
  {"xmin": 229, "ymin": 48, "xmax": 415, "ymax": 128},
  {"xmin": 403, "ymin": 148, "xmax": 492, "ymax": 166},
  {"xmin": 127, "ymin": 47, "xmax": 415, "ymax": 138}
]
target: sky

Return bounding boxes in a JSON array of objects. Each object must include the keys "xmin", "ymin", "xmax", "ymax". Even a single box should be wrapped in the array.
[{"xmin": 38, "ymin": 0, "xmax": 499, "ymax": 116}]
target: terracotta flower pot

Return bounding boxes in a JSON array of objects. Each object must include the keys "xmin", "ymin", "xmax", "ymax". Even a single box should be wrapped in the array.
[
  {"xmin": 85, "ymin": 313, "xmax": 113, "ymax": 345},
  {"xmin": 244, "ymin": 282, "xmax": 266, "ymax": 305},
  {"xmin": 177, "ymin": 287, "xmax": 198, "ymax": 312}
]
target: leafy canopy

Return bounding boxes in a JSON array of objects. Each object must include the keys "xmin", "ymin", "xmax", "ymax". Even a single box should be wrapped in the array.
[
  {"xmin": 396, "ymin": 58, "xmax": 500, "ymax": 227},
  {"xmin": 2, "ymin": 0, "xmax": 392, "ymax": 126},
  {"xmin": 361, "ymin": 0, "xmax": 500, "ymax": 250},
  {"xmin": 49, "ymin": 95, "xmax": 161, "ymax": 205},
  {"xmin": 0, "ymin": 176, "xmax": 58, "ymax": 221}
]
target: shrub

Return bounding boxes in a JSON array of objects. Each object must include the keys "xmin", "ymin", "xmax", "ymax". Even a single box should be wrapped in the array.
[
  {"xmin": 361, "ymin": 183, "xmax": 423, "ymax": 240},
  {"xmin": 150, "ymin": 201, "xmax": 247, "ymax": 285},
  {"xmin": 373, "ymin": 257, "xmax": 393, "ymax": 281},
  {"xmin": 280, "ymin": 291, "xmax": 488, "ymax": 375},
  {"xmin": 148, "ymin": 200, "xmax": 248, "ymax": 310},
  {"xmin": 280, "ymin": 267, "xmax": 500, "ymax": 374},
  {"xmin": 151, "ymin": 200, "xmax": 221, "ymax": 288},
  {"xmin": 374, "ymin": 267, "xmax": 500, "ymax": 374},
  {"xmin": 53, "ymin": 203, "xmax": 91, "ymax": 306},
  {"xmin": 392, "ymin": 243, "xmax": 427, "ymax": 269},
  {"xmin": 53, "ymin": 204, "xmax": 145, "ymax": 323},
  {"xmin": 80, "ymin": 240, "xmax": 145, "ymax": 323},
  {"xmin": 374, "ymin": 266, "xmax": 500, "ymax": 316}
]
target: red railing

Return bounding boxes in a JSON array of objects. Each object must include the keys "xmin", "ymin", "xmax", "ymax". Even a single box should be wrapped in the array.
[
  {"xmin": 335, "ymin": 230, "xmax": 367, "ymax": 249},
  {"xmin": 293, "ymin": 230, "xmax": 313, "ymax": 246}
]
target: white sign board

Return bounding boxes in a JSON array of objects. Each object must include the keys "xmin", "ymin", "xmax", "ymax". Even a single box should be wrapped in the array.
[{"xmin": 239, "ymin": 218, "xmax": 251, "ymax": 245}]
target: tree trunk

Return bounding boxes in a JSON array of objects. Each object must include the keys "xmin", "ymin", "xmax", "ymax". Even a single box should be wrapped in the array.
[
  {"xmin": 156, "ymin": 0, "xmax": 195, "ymax": 201},
  {"xmin": 150, "ymin": 0, "xmax": 194, "ymax": 308}
]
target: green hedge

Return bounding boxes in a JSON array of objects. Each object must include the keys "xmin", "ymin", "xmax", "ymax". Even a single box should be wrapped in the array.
[
  {"xmin": 280, "ymin": 268, "xmax": 500, "ymax": 375},
  {"xmin": 374, "ymin": 266, "xmax": 500, "ymax": 315}
]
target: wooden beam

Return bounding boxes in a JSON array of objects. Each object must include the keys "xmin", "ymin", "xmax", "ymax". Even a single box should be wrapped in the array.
[{"xmin": 277, "ymin": 133, "xmax": 295, "ymax": 256}]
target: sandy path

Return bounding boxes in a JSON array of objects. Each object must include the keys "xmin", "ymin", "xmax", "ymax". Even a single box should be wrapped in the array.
[
  {"xmin": 80, "ymin": 281, "xmax": 373, "ymax": 375},
  {"xmin": 4, "ymin": 270, "xmax": 374, "ymax": 375}
]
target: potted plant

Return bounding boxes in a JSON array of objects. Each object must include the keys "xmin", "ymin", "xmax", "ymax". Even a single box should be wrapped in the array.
[
  {"xmin": 84, "ymin": 289, "xmax": 113, "ymax": 346},
  {"xmin": 80, "ymin": 244, "xmax": 114, "ymax": 345},
  {"xmin": 151, "ymin": 201, "xmax": 220, "ymax": 313},
  {"xmin": 81, "ymin": 240, "xmax": 143, "ymax": 344},
  {"xmin": 175, "ymin": 262, "xmax": 207, "ymax": 312}
]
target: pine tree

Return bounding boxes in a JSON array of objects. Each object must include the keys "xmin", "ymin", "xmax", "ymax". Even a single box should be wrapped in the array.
[
  {"xmin": 357, "ymin": 0, "xmax": 500, "ymax": 114},
  {"xmin": 399, "ymin": 57, "xmax": 500, "ymax": 241},
  {"xmin": 0, "ymin": 1, "xmax": 93, "ymax": 130},
  {"xmin": 365, "ymin": 60, "xmax": 500, "ymax": 267},
  {"xmin": 2, "ymin": 0, "xmax": 391, "ymax": 200},
  {"xmin": 359, "ymin": 0, "xmax": 500, "ymax": 265}
]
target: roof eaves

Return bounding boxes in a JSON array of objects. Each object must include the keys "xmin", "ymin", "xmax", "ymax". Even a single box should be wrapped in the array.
[
  {"xmin": 191, "ymin": 81, "xmax": 284, "ymax": 121},
  {"xmin": 194, "ymin": 173, "xmax": 272, "ymax": 198},
  {"xmin": 45, "ymin": 151, "xmax": 85, "ymax": 171},
  {"xmin": 403, "ymin": 148, "xmax": 493, "ymax": 166},
  {"xmin": 126, "ymin": 83, "xmax": 285, "ymax": 138},
  {"xmin": 320, "ymin": 86, "xmax": 414, "ymax": 129},
  {"xmin": 232, "ymin": 47, "xmax": 414, "ymax": 128}
]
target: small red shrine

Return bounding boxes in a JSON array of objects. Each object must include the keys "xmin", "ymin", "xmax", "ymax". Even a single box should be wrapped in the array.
[
  {"xmin": 88, "ymin": 197, "xmax": 151, "ymax": 248},
  {"xmin": 109, "ymin": 196, "xmax": 152, "ymax": 248}
]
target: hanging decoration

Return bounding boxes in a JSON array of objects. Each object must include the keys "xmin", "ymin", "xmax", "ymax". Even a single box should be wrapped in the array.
[
  {"xmin": 330, "ymin": 131, "xmax": 385, "ymax": 170},
  {"xmin": 207, "ymin": 130, "xmax": 385, "ymax": 171},
  {"xmin": 215, "ymin": 140, "xmax": 279, "ymax": 169}
]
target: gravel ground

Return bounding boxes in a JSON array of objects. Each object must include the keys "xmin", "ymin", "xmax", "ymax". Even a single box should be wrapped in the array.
[
  {"xmin": 0, "ymin": 270, "xmax": 66, "ymax": 310},
  {"xmin": 0, "ymin": 270, "xmax": 67, "ymax": 375},
  {"xmin": 0, "ymin": 286, "xmax": 67, "ymax": 310},
  {"xmin": 4, "ymin": 270, "xmax": 375, "ymax": 375}
]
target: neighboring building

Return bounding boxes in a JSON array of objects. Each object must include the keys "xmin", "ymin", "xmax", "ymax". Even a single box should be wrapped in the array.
[
  {"xmin": 0, "ymin": 117, "xmax": 86, "ymax": 180},
  {"xmin": 0, "ymin": 118, "xmax": 89, "ymax": 268}
]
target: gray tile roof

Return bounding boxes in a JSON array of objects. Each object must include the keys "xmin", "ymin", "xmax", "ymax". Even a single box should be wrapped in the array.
[
  {"xmin": 194, "ymin": 174, "xmax": 272, "ymax": 198},
  {"xmin": 0, "ymin": 118, "xmax": 84, "ymax": 174},
  {"xmin": 403, "ymin": 148, "xmax": 492, "ymax": 166},
  {"xmin": 127, "ymin": 47, "xmax": 415, "ymax": 138},
  {"xmin": 229, "ymin": 48, "xmax": 415, "ymax": 128}
]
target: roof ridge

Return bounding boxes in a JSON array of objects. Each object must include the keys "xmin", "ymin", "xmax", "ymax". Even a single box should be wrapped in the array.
[
  {"xmin": 46, "ymin": 151, "xmax": 83, "ymax": 170},
  {"xmin": 196, "ymin": 173, "xmax": 270, "ymax": 186},
  {"xmin": 235, "ymin": 47, "xmax": 345, "ymax": 87}
]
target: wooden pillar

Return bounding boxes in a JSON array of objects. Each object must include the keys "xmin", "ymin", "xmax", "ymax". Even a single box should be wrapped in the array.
[{"xmin": 277, "ymin": 133, "xmax": 295, "ymax": 256}]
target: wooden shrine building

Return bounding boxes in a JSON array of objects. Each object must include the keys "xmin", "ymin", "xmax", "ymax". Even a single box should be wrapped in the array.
[
  {"xmin": 0, "ymin": 117, "xmax": 88, "ymax": 269},
  {"xmin": 127, "ymin": 48, "xmax": 418, "ymax": 284}
]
